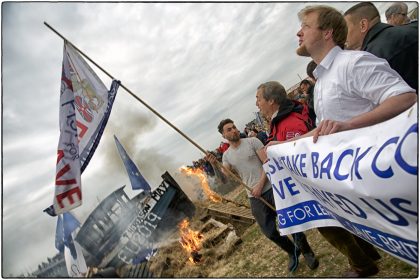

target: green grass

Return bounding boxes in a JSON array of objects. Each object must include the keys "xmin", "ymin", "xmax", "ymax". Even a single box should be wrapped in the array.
[
  {"xmin": 150, "ymin": 188, "xmax": 418, "ymax": 278},
  {"xmin": 205, "ymin": 225, "xmax": 417, "ymax": 278}
]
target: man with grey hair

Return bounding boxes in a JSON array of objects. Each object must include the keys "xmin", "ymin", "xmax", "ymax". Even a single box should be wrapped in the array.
[
  {"xmin": 385, "ymin": 2, "xmax": 410, "ymax": 25},
  {"xmin": 344, "ymin": 2, "xmax": 418, "ymax": 91},
  {"xmin": 256, "ymin": 81, "xmax": 313, "ymax": 143}
]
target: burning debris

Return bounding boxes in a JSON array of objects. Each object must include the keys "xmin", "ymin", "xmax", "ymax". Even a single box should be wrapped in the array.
[
  {"xmin": 180, "ymin": 166, "xmax": 223, "ymax": 203},
  {"xmin": 149, "ymin": 206, "xmax": 245, "ymax": 277},
  {"xmin": 145, "ymin": 170, "xmax": 252, "ymax": 277},
  {"xmin": 180, "ymin": 166, "xmax": 249, "ymax": 208},
  {"xmin": 179, "ymin": 219, "xmax": 204, "ymax": 264}
]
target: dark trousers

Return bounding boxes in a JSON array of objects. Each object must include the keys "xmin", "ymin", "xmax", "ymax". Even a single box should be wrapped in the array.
[
  {"xmin": 250, "ymin": 189, "xmax": 313, "ymax": 255},
  {"xmin": 318, "ymin": 227, "xmax": 380, "ymax": 271}
]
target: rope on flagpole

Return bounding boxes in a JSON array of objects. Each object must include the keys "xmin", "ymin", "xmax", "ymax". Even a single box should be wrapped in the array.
[{"xmin": 44, "ymin": 22, "xmax": 276, "ymax": 212}]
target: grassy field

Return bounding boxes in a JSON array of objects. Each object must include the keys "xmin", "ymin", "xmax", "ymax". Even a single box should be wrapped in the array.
[
  {"xmin": 150, "ymin": 188, "xmax": 418, "ymax": 278},
  {"xmin": 206, "ymin": 225, "xmax": 417, "ymax": 278}
]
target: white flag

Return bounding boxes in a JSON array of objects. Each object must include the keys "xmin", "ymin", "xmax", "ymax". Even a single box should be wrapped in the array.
[
  {"xmin": 53, "ymin": 42, "xmax": 119, "ymax": 214},
  {"xmin": 64, "ymin": 237, "xmax": 88, "ymax": 277}
]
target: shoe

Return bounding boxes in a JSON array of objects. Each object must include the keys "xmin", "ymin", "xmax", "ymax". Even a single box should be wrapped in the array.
[
  {"xmin": 303, "ymin": 252, "xmax": 319, "ymax": 270},
  {"xmin": 342, "ymin": 266, "xmax": 379, "ymax": 278},
  {"xmin": 288, "ymin": 249, "xmax": 301, "ymax": 272},
  {"xmin": 369, "ymin": 251, "xmax": 382, "ymax": 262}
]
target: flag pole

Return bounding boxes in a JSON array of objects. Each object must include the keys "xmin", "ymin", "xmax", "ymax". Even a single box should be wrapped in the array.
[{"xmin": 44, "ymin": 22, "xmax": 276, "ymax": 212}]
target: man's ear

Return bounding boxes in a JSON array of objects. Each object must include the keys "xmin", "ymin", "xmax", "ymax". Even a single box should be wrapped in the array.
[
  {"xmin": 324, "ymin": 29, "xmax": 333, "ymax": 40},
  {"xmin": 359, "ymin": 18, "xmax": 370, "ymax": 33}
]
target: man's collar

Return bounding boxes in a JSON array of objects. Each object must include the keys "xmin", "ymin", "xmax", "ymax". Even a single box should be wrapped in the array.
[
  {"xmin": 271, "ymin": 110, "xmax": 279, "ymax": 121},
  {"xmin": 362, "ymin": 22, "xmax": 392, "ymax": 50},
  {"xmin": 313, "ymin": 46, "xmax": 341, "ymax": 79},
  {"xmin": 229, "ymin": 138, "xmax": 242, "ymax": 149}
]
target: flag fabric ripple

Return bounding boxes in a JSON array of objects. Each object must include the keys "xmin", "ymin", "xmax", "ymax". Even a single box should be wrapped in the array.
[
  {"xmin": 114, "ymin": 135, "xmax": 151, "ymax": 192},
  {"xmin": 51, "ymin": 42, "xmax": 119, "ymax": 215}
]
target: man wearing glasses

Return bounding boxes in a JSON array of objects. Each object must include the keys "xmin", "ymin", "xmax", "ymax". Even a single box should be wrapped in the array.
[{"xmin": 385, "ymin": 2, "xmax": 410, "ymax": 26}]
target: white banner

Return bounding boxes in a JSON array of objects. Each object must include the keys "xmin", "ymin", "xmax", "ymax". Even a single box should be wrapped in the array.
[
  {"xmin": 263, "ymin": 105, "xmax": 418, "ymax": 267},
  {"xmin": 64, "ymin": 238, "xmax": 88, "ymax": 277}
]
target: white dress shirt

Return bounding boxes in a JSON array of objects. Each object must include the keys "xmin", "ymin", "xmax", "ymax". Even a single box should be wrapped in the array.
[{"xmin": 313, "ymin": 46, "xmax": 414, "ymax": 125}]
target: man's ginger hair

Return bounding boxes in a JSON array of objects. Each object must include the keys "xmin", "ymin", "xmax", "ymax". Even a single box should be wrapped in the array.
[{"xmin": 298, "ymin": 5, "xmax": 348, "ymax": 49}]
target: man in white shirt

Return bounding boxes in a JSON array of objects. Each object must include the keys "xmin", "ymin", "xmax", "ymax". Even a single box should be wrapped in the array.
[
  {"xmin": 296, "ymin": 5, "xmax": 416, "ymax": 143},
  {"xmin": 293, "ymin": 4, "xmax": 416, "ymax": 277},
  {"xmin": 206, "ymin": 119, "xmax": 318, "ymax": 273}
]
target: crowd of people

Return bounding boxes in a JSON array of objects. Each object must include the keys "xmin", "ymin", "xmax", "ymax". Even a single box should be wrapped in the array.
[{"xmin": 187, "ymin": 2, "xmax": 417, "ymax": 277}]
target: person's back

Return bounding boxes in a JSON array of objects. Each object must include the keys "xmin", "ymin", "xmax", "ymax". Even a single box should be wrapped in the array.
[{"xmin": 362, "ymin": 21, "xmax": 418, "ymax": 91}]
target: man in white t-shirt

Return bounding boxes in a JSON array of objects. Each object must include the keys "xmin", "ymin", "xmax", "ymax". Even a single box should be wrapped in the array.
[
  {"xmin": 207, "ymin": 119, "xmax": 318, "ymax": 273},
  {"xmin": 291, "ymin": 4, "xmax": 417, "ymax": 277}
]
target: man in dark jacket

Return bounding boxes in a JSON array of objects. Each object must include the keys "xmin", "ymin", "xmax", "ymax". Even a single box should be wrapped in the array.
[{"xmin": 344, "ymin": 2, "xmax": 418, "ymax": 92}]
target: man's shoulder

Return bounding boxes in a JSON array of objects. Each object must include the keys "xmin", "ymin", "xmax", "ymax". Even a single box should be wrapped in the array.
[
  {"xmin": 366, "ymin": 22, "xmax": 391, "ymax": 39},
  {"xmin": 364, "ymin": 22, "xmax": 417, "ymax": 54},
  {"xmin": 246, "ymin": 136, "xmax": 264, "ymax": 146},
  {"xmin": 331, "ymin": 49, "xmax": 370, "ymax": 69},
  {"xmin": 282, "ymin": 111, "xmax": 310, "ymax": 130}
]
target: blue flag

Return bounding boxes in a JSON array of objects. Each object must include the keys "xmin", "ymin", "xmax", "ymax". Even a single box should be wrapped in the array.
[
  {"xmin": 55, "ymin": 212, "xmax": 80, "ymax": 259},
  {"xmin": 55, "ymin": 215, "xmax": 64, "ymax": 253},
  {"xmin": 114, "ymin": 135, "xmax": 151, "ymax": 192},
  {"xmin": 63, "ymin": 212, "xmax": 80, "ymax": 259}
]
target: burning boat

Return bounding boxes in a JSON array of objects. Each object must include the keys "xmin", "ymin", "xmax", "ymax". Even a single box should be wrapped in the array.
[{"xmin": 75, "ymin": 171, "xmax": 195, "ymax": 274}]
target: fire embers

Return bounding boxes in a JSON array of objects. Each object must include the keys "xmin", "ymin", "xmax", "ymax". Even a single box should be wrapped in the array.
[
  {"xmin": 180, "ymin": 167, "xmax": 222, "ymax": 203},
  {"xmin": 179, "ymin": 219, "xmax": 204, "ymax": 264}
]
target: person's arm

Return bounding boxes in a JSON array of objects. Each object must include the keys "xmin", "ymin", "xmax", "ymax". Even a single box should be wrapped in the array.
[
  {"xmin": 251, "ymin": 169, "xmax": 267, "ymax": 198},
  {"xmin": 313, "ymin": 93, "xmax": 417, "ymax": 142},
  {"xmin": 205, "ymin": 153, "xmax": 237, "ymax": 177}
]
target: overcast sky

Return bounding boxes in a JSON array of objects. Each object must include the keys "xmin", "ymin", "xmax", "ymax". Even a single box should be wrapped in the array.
[{"xmin": 2, "ymin": 1, "xmax": 417, "ymax": 276}]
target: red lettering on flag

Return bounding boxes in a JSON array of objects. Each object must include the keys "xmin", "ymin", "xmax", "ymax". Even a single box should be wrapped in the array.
[
  {"xmin": 55, "ymin": 164, "xmax": 77, "ymax": 186},
  {"xmin": 55, "ymin": 187, "xmax": 82, "ymax": 208},
  {"xmin": 57, "ymin": 150, "xmax": 65, "ymax": 164},
  {"xmin": 76, "ymin": 120, "xmax": 88, "ymax": 140}
]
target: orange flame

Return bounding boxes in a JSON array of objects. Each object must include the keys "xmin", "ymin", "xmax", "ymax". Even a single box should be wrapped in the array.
[
  {"xmin": 180, "ymin": 166, "xmax": 222, "ymax": 203},
  {"xmin": 179, "ymin": 219, "xmax": 203, "ymax": 263}
]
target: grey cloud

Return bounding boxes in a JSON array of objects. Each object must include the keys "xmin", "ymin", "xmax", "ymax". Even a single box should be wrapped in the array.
[{"xmin": 3, "ymin": 2, "xmax": 411, "ymax": 276}]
